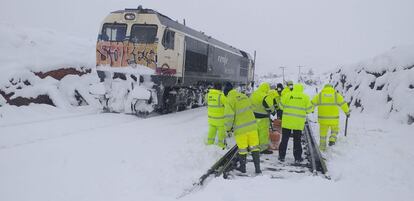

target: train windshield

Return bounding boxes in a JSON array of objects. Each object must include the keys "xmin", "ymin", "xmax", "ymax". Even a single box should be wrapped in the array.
[
  {"xmin": 130, "ymin": 24, "xmax": 158, "ymax": 43},
  {"xmin": 101, "ymin": 23, "xmax": 127, "ymax": 42}
]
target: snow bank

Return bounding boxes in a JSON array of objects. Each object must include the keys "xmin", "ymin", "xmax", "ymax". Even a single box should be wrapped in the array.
[
  {"xmin": 0, "ymin": 95, "xmax": 6, "ymax": 106},
  {"xmin": 1, "ymin": 67, "xmax": 102, "ymax": 109},
  {"xmin": 0, "ymin": 23, "xmax": 103, "ymax": 108},
  {"xmin": 0, "ymin": 22, "xmax": 95, "ymax": 83},
  {"xmin": 330, "ymin": 45, "xmax": 414, "ymax": 124}
]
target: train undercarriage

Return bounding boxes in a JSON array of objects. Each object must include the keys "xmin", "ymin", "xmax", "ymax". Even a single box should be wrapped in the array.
[{"xmin": 93, "ymin": 69, "xmax": 207, "ymax": 116}]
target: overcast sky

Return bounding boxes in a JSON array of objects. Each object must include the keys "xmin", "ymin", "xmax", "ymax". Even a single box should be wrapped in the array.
[{"xmin": 2, "ymin": 0, "xmax": 414, "ymax": 75}]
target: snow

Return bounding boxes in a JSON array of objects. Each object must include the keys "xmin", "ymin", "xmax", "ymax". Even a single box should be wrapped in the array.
[
  {"xmin": 329, "ymin": 45, "xmax": 414, "ymax": 124},
  {"xmin": 1, "ymin": 10, "xmax": 413, "ymax": 201},
  {"xmin": 0, "ymin": 106, "xmax": 413, "ymax": 201},
  {"xmin": 0, "ymin": 23, "xmax": 100, "ymax": 110},
  {"xmin": 97, "ymin": 65, "xmax": 155, "ymax": 76},
  {"xmin": 0, "ymin": 22, "xmax": 95, "ymax": 82},
  {"xmin": 0, "ymin": 106, "xmax": 224, "ymax": 201},
  {"xmin": 0, "ymin": 95, "xmax": 6, "ymax": 106},
  {"xmin": 1, "ymin": 69, "xmax": 102, "ymax": 109},
  {"xmin": 59, "ymin": 74, "xmax": 102, "ymax": 108},
  {"xmin": 257, "ymin": 68, "xmax": 322, "ymax": 89}
]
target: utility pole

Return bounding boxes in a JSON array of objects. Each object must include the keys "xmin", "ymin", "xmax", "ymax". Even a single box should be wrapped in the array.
[
  {"xmin": 252, "ymin": 50, "xmax": 257, "ymax": 87},
  {"xmin": 279, "ymin": 66, "xmax": 286, "ymax": 83},
  {"xmin": 297, "ymin": 65, "xmax": 304, "ymax": 83}
]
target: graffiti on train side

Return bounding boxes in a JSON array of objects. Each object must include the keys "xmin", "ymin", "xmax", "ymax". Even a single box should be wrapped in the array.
[{"xmin": 96, "ymin": 41, "xmax": 157, "ymax": 68}]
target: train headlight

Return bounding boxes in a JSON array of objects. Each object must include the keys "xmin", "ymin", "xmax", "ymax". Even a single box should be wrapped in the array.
[{"xmin": 124, "ymin": 13, "xmax": 136, "ymax": 20}]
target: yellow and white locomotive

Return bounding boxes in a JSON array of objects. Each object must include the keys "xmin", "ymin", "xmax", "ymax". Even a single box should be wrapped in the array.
[{"xmin": 96, "ymin": 6, "xmax": 255, "ymax": 114}]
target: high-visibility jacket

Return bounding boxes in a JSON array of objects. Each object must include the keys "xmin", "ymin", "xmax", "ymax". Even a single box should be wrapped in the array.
[
  {"xmin": 268, "ymin": 89, "xmax": 281, "ymax": 111},
  {"xmin": 280, "ymin": 84, "xmax": 313, "ymax": 130},
  {"xmin": 250, "ymin": 82, "xmax": 274, "ymax": 118},
  {"xmin": 281, "ymin": 87, "xmax": 292, "ymax": 98},
  {"xmin": 224, "ymin": 89, "xmax": 257, "ymax": 135},
  {"xmin": 311, "ymin": 85, "xmax": 349, "ymax": 125},
  {"xmin": 207, "ymin": 89, "xmax": 226, "ymax": 126}
]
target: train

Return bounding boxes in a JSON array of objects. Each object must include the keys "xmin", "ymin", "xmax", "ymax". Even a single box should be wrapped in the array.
[{"xmin": 95, "ymin": 6, "xmax": 255, "ymax": 114}]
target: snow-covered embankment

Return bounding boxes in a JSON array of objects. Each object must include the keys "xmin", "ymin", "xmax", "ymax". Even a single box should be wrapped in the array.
[
  {"xmin": 0, "ymin": 23, "xmax": 99, "ymax": 108},
  {"xmin": 330, "ymin": 45, "xmax": 414, "ymax": 124}
]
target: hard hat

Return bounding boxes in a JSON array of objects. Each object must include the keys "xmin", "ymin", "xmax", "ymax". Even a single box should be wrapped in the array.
[
  {"xmin": 276, "ymin": 83, "xmax": 284, "ymax": 92},
  {"xmin": 322, "ymin": 80, "xmax": 334, "ymax": 88},
  {"xmin": 213, "ymin": 82, "xmax": 222, "ymax": 90},
  {"xmin": 286, "ymin": 80, "xmax": 294, "ymax": 90}
]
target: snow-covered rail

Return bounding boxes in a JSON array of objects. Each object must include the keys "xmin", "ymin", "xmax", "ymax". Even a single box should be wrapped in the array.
[{"xmin": 304, "ymin": 120, "xmax": 329, "ymax": 176}]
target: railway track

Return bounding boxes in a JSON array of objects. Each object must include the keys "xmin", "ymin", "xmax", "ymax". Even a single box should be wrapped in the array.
[{"xmin": 179, "ymin": 120, "xmax": 329, "ymax": 198}]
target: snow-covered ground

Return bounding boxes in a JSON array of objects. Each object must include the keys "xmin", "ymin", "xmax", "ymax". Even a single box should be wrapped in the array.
[
  {"xmin": 1, "ymin": 10, "xmax": 413, "ymax": 201},
  {"xmin": 0, "ymin": 105, "xmax": 413, "ymax": 201}
]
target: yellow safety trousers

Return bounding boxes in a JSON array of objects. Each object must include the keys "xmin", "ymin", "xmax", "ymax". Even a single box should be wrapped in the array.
[
  {"xmin": 207, "ymin": 124, "xmax": 226, "ymax": 148},
  {"xmin": 235, "ymin": 130, "xmax": 260, "ymax": 155},
  {"xmin": 319, "ymin": 123, "xmax": 339, "ymax": 151}
]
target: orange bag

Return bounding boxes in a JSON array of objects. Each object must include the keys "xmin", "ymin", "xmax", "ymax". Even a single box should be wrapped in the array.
[
  {"xmin": 269, "ymin": 130, "xmax": 281, "ymax": 150},
  {"xmin": 269, "ymin": 119, "xmax": 282, "ymax": 150},
  {"xmin": 272, "ymin": 119, "xmax": 282, "ymax": 133}
]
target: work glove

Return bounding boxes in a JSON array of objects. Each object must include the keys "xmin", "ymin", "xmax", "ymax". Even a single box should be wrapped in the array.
[
  {"xmin": 270, "ymin": 112, "xmax": 277, "ymax": 120},
  {"xmin": 227, "ymin": 129, "xmax": 233, "ymax": 138}
]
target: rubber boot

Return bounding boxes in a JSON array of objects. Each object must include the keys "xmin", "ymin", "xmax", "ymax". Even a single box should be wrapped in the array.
[
  {"xmin": 252, "ymin": 151, "xmax": 262, "ymax": 174},
  {"xmin": 236, "ymin": 154, "xmax": 247, "ymax": 173},
  {"xmin": 260, "ymin": 149, "xmax": 273, "ymax": 154}
]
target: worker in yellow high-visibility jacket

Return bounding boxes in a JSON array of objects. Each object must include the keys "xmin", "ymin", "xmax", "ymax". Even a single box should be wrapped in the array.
[
  {"xmin": 250, "ymin": 82, "xmax": 275, "ymax": 154},
  {"xmin": 206, "ymin": 83, "xmax": 227, "ymax": 148},
  {"xmin": 279, "ymin": 83, "xmax": 313, "ymax": 162},
  {"xmin": 267, "ymin": 89, "xmax": 280, "ymax": 114},
  {"xmin": 281, "ymin": 80, "xmax": 294, "ymax": 98},
  {"xmin": 223, "ymin": 82, "xmax": 261, "ymax": 174},
  {"xmin": 312, "ymin": 84, "xmax": 350, "ymax": 151}
]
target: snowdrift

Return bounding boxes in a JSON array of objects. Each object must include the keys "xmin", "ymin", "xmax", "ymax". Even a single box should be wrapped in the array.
[
  {"xmin": 0, "ymin": 23, "xmax": 99, "ymax": 108},
  {"xmin": 329, "ymin": 45, "xmax": 414, "ymax": 125},
  {"xmin": 0, "ymin": 23, "xmax": 95, "ymax": 79}
]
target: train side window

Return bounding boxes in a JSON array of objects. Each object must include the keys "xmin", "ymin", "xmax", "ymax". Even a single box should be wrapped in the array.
[
  {"xmin": 184, "ymin": 36, "xmax": 208, "ymax": 72},
  {"xmin": 162, "ymin": 29, "xmax": 175, "ymax": 50},
  {"xmin": 240, "ymin": 58, "xmax": 249, "ymax": 77}
]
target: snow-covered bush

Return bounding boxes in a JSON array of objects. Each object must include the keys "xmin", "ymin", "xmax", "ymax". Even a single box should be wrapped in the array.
[
  {"xmin": 0, "ymin": 69, "xmax": 102, "ymax": 109},
  {"xmin": 0, "ymin": 23, "xmax": 100, "ymax": 108},
  {"xmin": 330, "ymin": 45, "xmax": 414, "ymax": 125}
]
